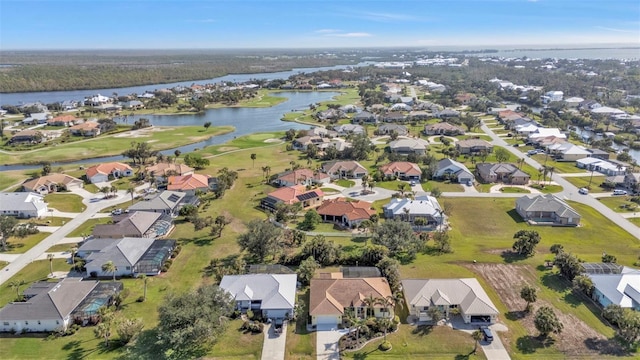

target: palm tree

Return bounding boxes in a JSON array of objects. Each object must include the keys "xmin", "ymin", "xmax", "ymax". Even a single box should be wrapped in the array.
[
  {"xmin": 472, "ymin": 329, "xmax": 484, "ymax": 353},
  {"xmin": 100, "ymin": 186, "xmax": 111, "ymax": 198},
  {"xmin": 378, "ymin": 317, "xmax": 393, "ymax": 341},
  {"xmin": 47, "ymin": 253, "xmax": 55, "ymax": 276},
  {"xmin": 250, "ymin": 153, "xmax": 256, "ymax": 168},
  {"xmin": 547, "ymin": 166, "xmax": 555, "ymax": 186},
  {"xmin": 138, "ymin": 274, "xmax": 148, "ymax": 302},
  {"xmin": 9, "ymin": 279, "xmax": 25, "ymax": 300},
  {"xmin": 110, "ymin": 185, "xmax": 117, "ymax": 198},
  {"xmin": 363, "ymin": 294, "xmax": 381, "ymax": 318},
  {"xmin": 127, "ymin": 187, "xmax": 135, "ymax": 205},
  {"xmin": 102, "ymin": 261, "xmax": 117, "ymax": 281},
  {"xmin": 70, "ymin": 245, "xmax": 78, "ymax": 267}
]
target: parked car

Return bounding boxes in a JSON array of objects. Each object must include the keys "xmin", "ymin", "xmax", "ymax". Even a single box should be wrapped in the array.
[
  {"xmin": 467, "ymin": 180, "xmax": 473, "ymax": 187},
  {"xmin": 112, "ymin": 209, "xmax": 122, "ymax": 215},
  {"xmin": 481, "ymin": 326, "xmax": 493, "ymax": 342},
  {"xmin": 527, "ymin": 149, "xmax": 538, "ymax": 156},
  {"xmin": 274, "ymin": 318, "xmax": 284, "ymax": 336},
  {"xmin": 613, "ymin": 189, "xmax": 628, "ymax": 196},
  {"xmin": 578, "ymin": 187, "xmax": 589, "ymax": 195},
  {"xmin": 410, "ymin": 180, "xmax": 416, "ymax": 186}
]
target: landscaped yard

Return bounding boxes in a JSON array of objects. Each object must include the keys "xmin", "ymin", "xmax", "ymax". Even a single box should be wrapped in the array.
[
  {"xmin": 499, "ymin": 187, "xmax": 530, "ymax": 193},
  {"xmin": 342, "ymin": 325, "xmax": 487, "ymax": 359},
  {"xmin": 422, "ymin": 181, "xmax": 464, "ymax": 193},
  {"xmin": 528, "ymin": 156, "xmax": 586, "ymax": 174},
  {"xmin": 628, "ymin": 217, "xmax": 640, "ymax": 226},
  {"xmin": 335, "ymin": 179, "xmax": 356, "ymax": 188},
  {"xmin": 46, "ymin": 243, "xmax": 80, "ymax": 253},
  {"xmin": 44, "ymin": 193, "xmax": 85, "ymax": 212}
]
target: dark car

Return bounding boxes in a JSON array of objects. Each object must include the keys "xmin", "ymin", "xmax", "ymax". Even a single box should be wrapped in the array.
[{"xmin": 481, "ymin": 326, "xmax": 493, "ymax": 342}]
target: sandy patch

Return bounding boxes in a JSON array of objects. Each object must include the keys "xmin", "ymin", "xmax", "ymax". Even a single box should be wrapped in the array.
[
  {"xmin": 222, "ymin": 211, "xmax": 246, "ymax": 233},
  {"xmin": 216, "ymin": 146, "xmax": 239, "ymax": 152},
  {"xmin": 264, "ymin": 138, "xmax": 282, "ymax": 143},
  {"xmin": 147, "ymin": 140, "xmax": 159, "ymax": 143}
]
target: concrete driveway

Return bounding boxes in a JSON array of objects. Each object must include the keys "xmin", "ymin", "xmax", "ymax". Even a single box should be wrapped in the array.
[
  {"xmin": 480, "ymin": 335, "xmax": 511, "ymax": 360},
  {"xmin": 261, "ymin": 323, "xmax": 287, "ymax": 360},
  {"xmin": 316, "ymin": 326, "xmax": 349, "ymax": 360}
]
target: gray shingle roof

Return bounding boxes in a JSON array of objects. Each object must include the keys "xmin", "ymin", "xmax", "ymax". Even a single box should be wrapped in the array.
[
  {"xmin": 516, "ymin": 194, "xmax": 580, "ymax": 219},
  {"xmin": 0, "ymin": 192, "xmax": 47, "ymax": 213},
  {"xmin": 220, "ymin": 274, "xmax": 297, "ymax": 310},
  {"xmin": 85, "ymin": 237, "xmax": 156, "ymax": 269},
  {"xmin": 402, "ymin": 278, "xmax": 499, "ymax": 316}
]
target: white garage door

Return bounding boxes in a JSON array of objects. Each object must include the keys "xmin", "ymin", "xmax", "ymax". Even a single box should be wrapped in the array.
[{"xmin": 316, "ymin": 315, "xmax": 338, "ymax": 327}]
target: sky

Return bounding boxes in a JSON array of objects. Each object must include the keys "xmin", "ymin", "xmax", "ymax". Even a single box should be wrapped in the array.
[{"xmin": 0, "ymin": 0, "xmax": 639, "ymax": 50}]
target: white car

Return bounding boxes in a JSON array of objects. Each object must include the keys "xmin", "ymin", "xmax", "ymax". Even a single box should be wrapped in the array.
[
  {"xmin": 112, "ymin": 209, "xmax": 122, "ymax": 215},
  {"xmin": 613, "ymin": 189, "xmax": 628, "ymax": 196},
  {"xmin": 578, "ymin": 188, "xmax": 589, "ymax": 195}
]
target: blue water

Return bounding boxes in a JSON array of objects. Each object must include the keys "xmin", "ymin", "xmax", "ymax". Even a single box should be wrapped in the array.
[{"xmin": 0, "ymin": 91, "xmax": 338, "ymax": 171}]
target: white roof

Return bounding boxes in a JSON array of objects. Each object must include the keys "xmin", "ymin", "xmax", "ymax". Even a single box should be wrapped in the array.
[
  {"xmin": 516, "ymin": 124, "xmax": 540, "ymax": 132},
  {"xmin": 590, "ymin": 269, "xmax": 640, "ymax": 308},
  {"xmin": 564, "ymin": 97, "xmax": 584, "ymax": 103},
  {"xmin": 220, "ymin": 274, "xmax": 297, "ymax": 310},
  {"xmin": 0, "ymin": 192, "xmax": 47, "ymax": 213},
  {"xmin": 591, "ymin": 106, "xmax": 625, "ymax": 115},
  {"xmin": 561, "ymin": 145, "xmax": 591, "ymax": 155},
  {"xmin": 384, "ymin": 196, "xmax": 443, "ymax": 218},
  {"xmin": 529, "ymin": 128, "xmax": 566, "ymax": 139},
  {"xmin": 389, "ymin": 138, "xmax": 430, "ymax": 150}
]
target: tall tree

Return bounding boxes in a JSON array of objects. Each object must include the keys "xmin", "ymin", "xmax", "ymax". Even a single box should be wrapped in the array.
[
  {"xmin": 237, "ymin": 220, "xmax": 283, "ymax": 263},
  {"xmin": 494, "ymin": 147, "xmax": 510, "ymax": 163},
  {"xmin": 0, "ymin": 215, "xmax": 18, "ymax": 251},
  {"xmin": 520, "ymin": 285, "xmax": 537, "ymax": 312},
  {"xmin": 203, "ymin": 121, "xmax": 212, "ymax": 130},
  {"xmin": 138, "ymin": 274, "xmax": 148, "ymax": 302},
  {"xmin": 534, "ymin": 306, "xmax": 563, "ymax": 338},
  {"xmin": 47, "ymin": 253, "xmax": 55, "ymax": 276},
  {"xmin": 250, "ymin": 153, "xmax": 256, "ymax": 168},
  {"xmin": 157, "ymin": 284, "xmax": 234, "ymax": 355},
  {"xmin": 297, "ymin": 256, "xmax": 319, "ymax": 286},
  {"xmin": 371, "ymin": 220, "xmax": 421, "ymax": 260},
  {"xmin": 512, "ymin": 230, "xmax": 541, "ymax": 256},
  {"xmin": 127, "ymin": 187, "xmax": 136, "ymax": 205},
  {"xmin": 301, "ymin": 235, "xmax": 340, "ymax": 266},
  {"xmin": 102, "ymin": 261, "xmax": 117, "ymax": 281},
  {"xmin": 472, "ymin": 329, "xmax": 484, "ymax": 354}
]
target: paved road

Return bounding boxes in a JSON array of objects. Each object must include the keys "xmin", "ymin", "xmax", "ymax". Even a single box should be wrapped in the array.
[
  {"xmin": 261, "ymin": 323, "xmax": 287, "ymax": 360},
  {"xmin": 479, "ymin": 122, "xmax": 640, "ymax": 240},
  {"xmin": 0, "ymin": 185, "xmax": 148, "ymax": 285}
]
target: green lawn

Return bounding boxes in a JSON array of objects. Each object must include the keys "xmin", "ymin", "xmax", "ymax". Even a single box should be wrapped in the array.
[
  {"xmin": 500, "ymin": 187, "xmax": 530, "ymax": 193},
  {"xmin": 342, "ymin": 325, "xmax": 487, "ymax": 359},
  {"xmin": 18, "ymin": 217, "xmax": 72, "ymax": 227},
  {"xmin": 46, "ymin": 243, "xmax": 80, "ymax": 253},
  {"xmin": 562, "ymin": 176, "xmax": 608, "ymax": 192},
  {"xmin": 320, "ymin": 187, "xmax": 340, "ymax": 194},
  {"xmin": 529, "ymin": 184, "xmax": 563, "ymax": 194},
  {"xmin": 628, "ymin": 217, "xmax": 640, "ymax": 226},
  {"xmin": 198, "ymin": 131, "xmax": 285, "ymax": 156},
  {"xmin": 597, "ymin": 196, "xmax": 639, "ymax": 212},
  {"xmin": 422, "ymin": 181, "xmax": 464, "ymax": 193},
  {"xmin": 43, "ymin": 193, "xmax": 85, "ymax": 212},
  {"xmin": 529, "ymin": 156, "xmax": 585, "ymax": 174},
  {"xmin": 335, "ymin": 179, "xmax": 356, "ymax": 188},
  {"xmin": 4, "ymin": 232, "xmax": 49, "ymax": 254},
  {"xmin": 207, "ymin": 89, "xmax": 287, "ymax": 108},
  {"xmin": 0, "ymin": 126, "xmax": 234, "ymax": 165},
  {"xmin": 375, "ymin": 180, "xmax": 405, "ymax": 192},
  {"xmin": 67, "ymin": 218, "xmax": 112, "ymax": 237},
  {"xmin": 0, "ymin": 170, "xmax": 29, "ymax": 191}
]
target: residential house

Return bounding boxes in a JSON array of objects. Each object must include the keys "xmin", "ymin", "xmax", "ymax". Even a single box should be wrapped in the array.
[
  {"xmin": 409, "ymin": 110, "xmax": 431, "ymax": 121},
  {"xmin": 589, "ymin": 267, "xmax": 640, "ymax": 310},
  {"xmin": 515, "ymin": 123, "xmax": 540, "ymax": 136},
  {"xmin": 455, "ymin": 139, "xmax": 494, "ymax": 154},
  {"xmin": 624, "ymin": 173, "xmax": 640, "ymax": 192},
  {"xmin": 552, "ymin": 144, "xmax": 591, "ymax": 162},
  {"xmin": 146, "ymin": 163, "xmax": 194, "ymax": 184},
  {"xmin": 390, "ymin": 103, "xmax": 412, "ymax": 112},
  {"xmin": 564, "ymin": 97, "xmax": 585, "ymax": 108},
  {"xmin": 85, "ymin": 94, "xmax": 111, "ymax": 106},
  {"xmin": 322, "ymin": 161, "xmax": 368, "ymax": 179},
  {"xmin": 377, "ymin": 124, "xmax": 408, "ymax": 136},
  {"xmin": 528, "ymin": 128, "xmax": 567, "ymax": 141},
  {"xmin": 309, "ymin": 273, "xmax": 393, "ymax": 327},
  {"xmin": 260, "ymin": 185, "xmax": 324, "ymax": 211},
  {"xmin": 339, "ymin": 104, "xmax": 358, "ymax": 113},
  {"xmin": 433, "ymin": 109, "xmax": 460, "ymax": 119},
  {"xmin": 379, "ymin": 161, "xmax": 422, "ymax": 180},
  {"xmin": 515, "ymin": 194, "xmax": 581, "ymax": 226},
  {"xmin": 576, "ymin": 158, "xmax": 627, "ymax": 176},
  {"xmin": 587, "ymin": 148, "xmax": 610, "ymax": 160},
  {"xmin": 292, "ymin": 136, "xmax": 329, "ymax": 151},
  {"xmin": 424, "ymin": 122, "xmax": 465, "ymax": 136},
  {"xmin": 578, "ymin": 100, "xmax": 602, "ymax": 111},
  {"xmin": 0, "ymin": 192, "xmax": 48, "ymax": 218},
  {"xmin": 92, "ymin": 211, "xmax": 170, "ymax": 239},
  {"xmin": 383, "ymin": 196, "xmax": 445, "ymax": 229},
  {"xmin": 22, "ymin": 173, "xmax": 84, "ymax": 194},
  {"xmin": 402, "ymin": 278, "xmax": 499, "ymax": 324},
  {"xmin": 121, "ymin": 100, "xmax": 144, "ymax": 109},
  {"xmin": 128, "ymin": 191, "xmax": 187, "ymax": 216},
  {"xmin": 352, "ymin": 111, "xmax": 377, "ymax": 124},
  {"xmin": 272, "ymin": 169, "xmax": 330, "ymax": 187},
  {"xmin": 10, "ymin": 130, "xmax": 43, "ymax": 144},
  {"xmin": 86, "ymin": 162, "xmax": 133, "ymax": 184},
  {"xmin": 316, "ymin": 198, "xmax": 376, "ymax": 228},
  {"xmin": 542, "ymin": 91, "xmax": 563, "ymax": 103},
  {"xmin": 315, "ymin": 109, "xmax": 345, "ymax": 122},
  {"xmin": 335, "ymin": 124, "xmax": 365, "ymax": 136},
  {"xmin": 0, "ymin": 278, "xmax": 121, "ymax": 333},
  {"xmin": 476, "ymin": 163, "xmax": 530, "ymax": 185},
  {"xmin": 81, "ymin": 237, "xmax": 175, "ymax": 277},
  {"xmin": 70, "ymin": 121, "xmax": 101, "ymax": 137},
  {"xmin": 389, "ymin": 138, "xmax": 430, "ymax": 155},
  {"xmin": 21, "ymin": 112, "xmax": 50, "ymax": 125},
  {"xmin": 220, "ymin": 274, "xmax": 297, "ymax": 320},
  {"xmin": 455, "ymin": 93, "xmax": 477, "ymax": 105},
  {"xmin": 47, "ymin": 115, "xmax": 77, "ymax": 127},
  {"xmin": 591, "ymin": 106, "xmax": 626, "ymax": 116},
  {"xmin": 167, "ymin": 173, "xmax": 215, "ymax": 194},
  {"xmin": 305, "ymin": 127, "xmax": 337, "ymax": 138},
  {"xmin": 60, "ymin": 100, "xmax": 78, "ymax": 110},
  {"xmin": 434, "ymin": 159, "xmax": 474, "ymax": 183},
  {"xmin": 381, "ymin": 111, "xmax": 407, "ymax": 123}
]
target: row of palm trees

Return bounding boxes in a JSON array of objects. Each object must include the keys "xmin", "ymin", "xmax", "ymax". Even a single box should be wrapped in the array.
[{"xmin": 344, "ymin": 294, "xmax": 403, "ymax": 344}]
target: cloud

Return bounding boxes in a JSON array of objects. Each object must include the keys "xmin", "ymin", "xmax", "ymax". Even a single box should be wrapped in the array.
[
  {"xmin": 314, "ymin": 29, "xmax": 341, "ymax": 34},
  {"xmin": 333, "ymin": 32, "xmax": 372, "ymax": 38},
  {"xmin": 595, "ymin": 26, "xmax": 636, "ymax": 33}
]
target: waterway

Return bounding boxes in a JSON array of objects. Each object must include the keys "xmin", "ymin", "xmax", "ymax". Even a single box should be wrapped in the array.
[
  {"xmin": 573, "ymin": 127, "xmax": 640, "ymax": 163},
  {"xmin": 0, "ymin": 91, "xmax": 338, "ymax": 171},
  {"xmin": 0, "ymin": 64, "xmax": 359, "ymax": 105}
]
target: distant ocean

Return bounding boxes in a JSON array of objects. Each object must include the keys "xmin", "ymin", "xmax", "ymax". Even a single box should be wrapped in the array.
[{"xmin": 428, "ymin": 44, "xmax": 640, "ymax": 60}]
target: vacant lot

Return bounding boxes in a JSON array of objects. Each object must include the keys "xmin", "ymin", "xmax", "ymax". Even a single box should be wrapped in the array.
[
  {"xmin": 44, "ymin": 193, "xmax": 85, "ymax": 213},
  {"xmin": 471, "ymin": 263, "xmax": 624, "ymax": 358}
]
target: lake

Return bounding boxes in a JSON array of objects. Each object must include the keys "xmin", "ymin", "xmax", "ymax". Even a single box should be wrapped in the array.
[{"xmin": 0, "ymin": 91, "xmax": 338, "ymax": 171}]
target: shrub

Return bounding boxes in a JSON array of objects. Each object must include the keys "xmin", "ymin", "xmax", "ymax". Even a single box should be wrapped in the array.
[
  {"xmin": 246, "ymin": 309, "xmax": 254, "ymax": 320},
  {"xmin": 379, "ymin": 341, "xmax": 392, "ymax": 351},
  {"xmin": 136, "ymin": 296, "xmax": 145, "ymax": 303}
]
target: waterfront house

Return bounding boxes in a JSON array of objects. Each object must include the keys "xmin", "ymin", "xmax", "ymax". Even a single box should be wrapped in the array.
[
  {"xmin": 22, "ymin": 173, "xmax": 84, "ymax": 194},
  {"xmin": 86, "ymin": 162, "xmax": 133, "ymax": 184}
]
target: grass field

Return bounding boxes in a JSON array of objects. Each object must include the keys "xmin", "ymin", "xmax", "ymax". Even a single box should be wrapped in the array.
[
  {"xmin": 4, "ymin": 232, "xmax": 49, "ymax": 253},
  {"xmin": 207, "ymin": 89, "xmax": 287, "ymax": 109},
  {"xmin": 0, "ymin": 170, "xmax": 29, "ymax": 191},
  {"xmin": 18, "ymin": 217, "xmax": 72, "ymax": 227},
  {"xmin": 500, "ymin": 187, "xmax": 530, "ymax": 193},
  {"xmin": 528, "ymin": 156, "xmax": 586, "ymax": 174},
  {"xmin": 597, "ymin": 196, "xmax": 639, "ymax": 212},
  {"xmin": 0, "ymin": 126, "xmax": 234, "ymax": 165},
  {"xmin": 335, "ymin": 179, "xmax": 356, "ymax": 188},
  {"xmin": 44, "ymin": 193, "xmax": 85, "ymax": 212},
  {"xmin": 422, "ymin": 181, "xmax": 464, "ymax": 193},
  {"xmin": 66, "ymin": 218, "xmax": 112, "ymax": 237},
  {"xmin": 629, "ymin": 217, "xmax": 640, "ymax": 226},
  {"xmin": 46, "ymin": 243, "xmax": 80, "ymax": 253},
  {"xmin": 562, "ymin": 176, "xmax": 608, "ymax": 192}
]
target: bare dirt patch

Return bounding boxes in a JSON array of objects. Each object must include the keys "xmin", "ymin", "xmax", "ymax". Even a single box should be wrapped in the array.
[
  {"xmin": 222, "ymin": 210, "xmax": 246, "ymax": 234},
  {"xmin": 467, "ymin": 263, "xmax": 624, "ymax": 357},
  {"xmin": 264, "ymin": 138, "xmax": 281, "ymax": 143}
]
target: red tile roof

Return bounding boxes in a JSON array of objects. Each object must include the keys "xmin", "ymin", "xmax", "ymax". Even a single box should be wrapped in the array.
[
  {"xmin": 316, "ymin": 198, "xmax": 375, "ymax": 221},
  {"xmin": 267, "ymin": 185, "xmax": 323, "ymax": 204},
  {"xmin": 379, "ymin": 162, "xmax": 422, "ymax": 177},
  {"xmin": 86, "ymin": 162, "xmax": 132, "ymax": 178},
  {"xmin": 167, "ymin": 173, "xmax": 210, "ymax": 191}
]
